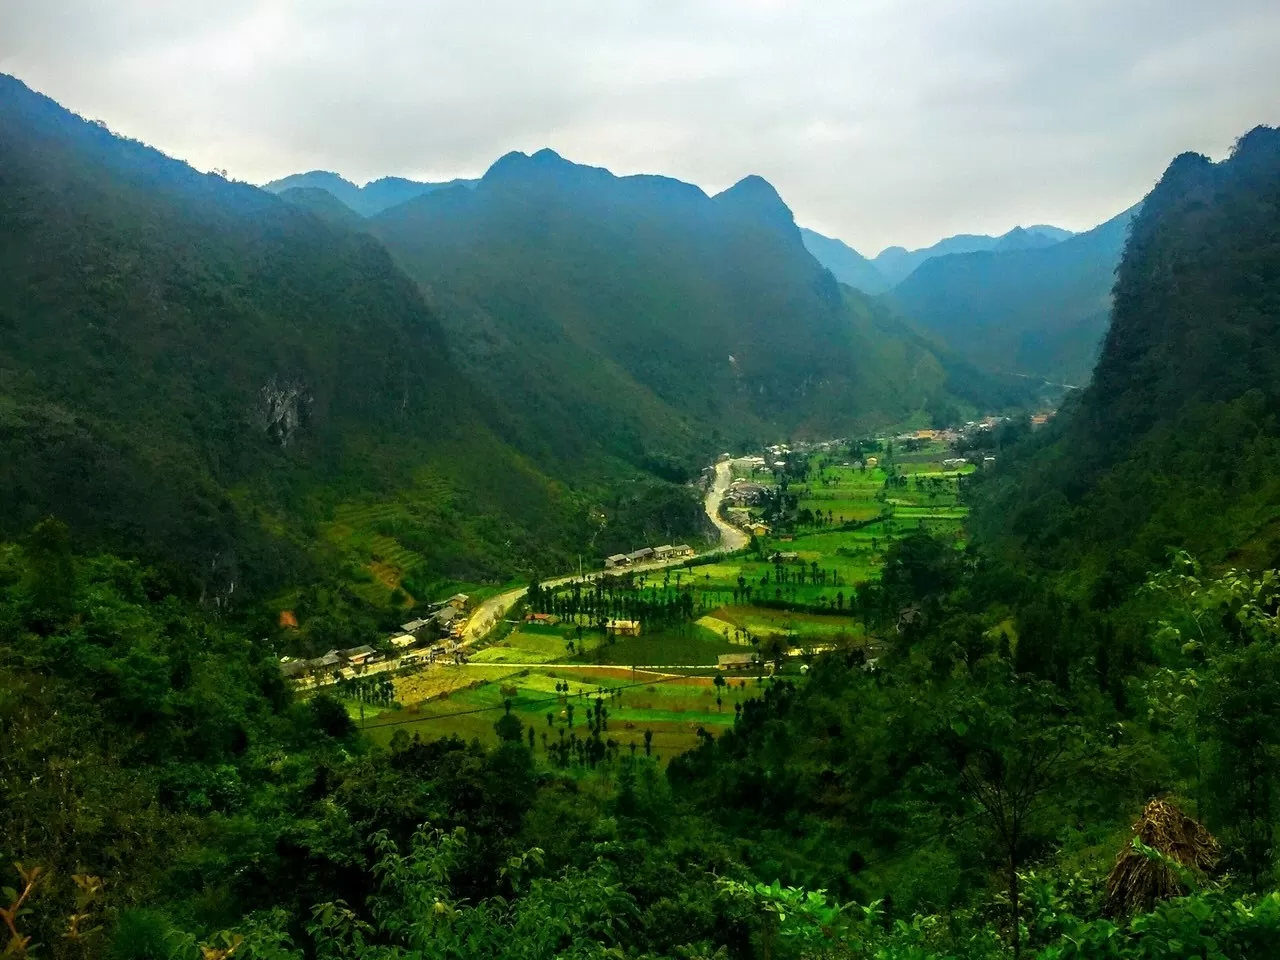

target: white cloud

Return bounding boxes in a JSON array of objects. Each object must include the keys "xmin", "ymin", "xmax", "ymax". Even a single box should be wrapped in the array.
[{"xmin": 2, "ymin": 0, "xmax": 1278, "ymax": 252}]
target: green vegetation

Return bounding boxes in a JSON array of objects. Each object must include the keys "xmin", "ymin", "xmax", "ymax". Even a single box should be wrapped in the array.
[
  {"xmin": 970, "ymin": 126, "xmax": 1280, "ymax": 595},
  {"xmin": 0, "ymin": 73, "xmax": 709, "ymax": 617},
  {"xmin": 366, "ymin": 149, "xmax": 1035, "ymax": 467},
  {"xmin": 7, "ymin": 72, "xmax": 1280, "ymax": 960}
]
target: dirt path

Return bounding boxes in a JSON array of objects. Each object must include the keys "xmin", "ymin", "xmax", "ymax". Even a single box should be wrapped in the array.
[{"xmin": 706, "ymin": 460, "xmax": 750, "ymax": 551}]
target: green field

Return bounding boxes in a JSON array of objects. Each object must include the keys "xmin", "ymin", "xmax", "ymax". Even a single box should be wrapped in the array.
[
  {"xmin": 365, "ymin": 666, "xmax": 762, "ymax": 760},
  {"xmin": 685, "ymin": 446, "xmax": 970, "ymax": 630},
  {"xmin": 384, "ymin": 443, "xmax": 970, "ymax": 756}
]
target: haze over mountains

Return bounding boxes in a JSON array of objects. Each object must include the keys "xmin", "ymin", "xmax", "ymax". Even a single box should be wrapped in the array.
[{"xmin": 263, "ymin": 170, "xmax": 478, "ymax": 216}]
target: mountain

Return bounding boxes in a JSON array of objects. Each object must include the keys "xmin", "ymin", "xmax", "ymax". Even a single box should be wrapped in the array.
[
  {"xmin": 969, "ymin": 126, "xmax": 1280, "ymax": 587},
  {"xmin": 799, "ymin": 227, "xmax": 890, "ymax": 294},
  {"xmin": 365, "ymin": 148, "xmax": 1031, "ymax": 461},
  {"xmin": 890, "ymin": 205, "xmax": 1139, "ymax": 384},
  {"xmin": 0, "ymin": 74, "xmax": 689, "ymax": 600},
  {"xmin": 276, "ymin": 185, "xmax": 368, "ymax": 229},
  {"xmin": 873, "ymin": 224, "xmax": 1074, "ymax": 285},
  {"xmin": 262, "ymin": 170, "xmax": 477, "ymax": 215}
]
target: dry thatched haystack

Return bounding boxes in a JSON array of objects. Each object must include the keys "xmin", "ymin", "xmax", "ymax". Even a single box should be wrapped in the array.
[{"xmin": 1104, "ymin": 798, "xmax": 1220, "ymax": 916}]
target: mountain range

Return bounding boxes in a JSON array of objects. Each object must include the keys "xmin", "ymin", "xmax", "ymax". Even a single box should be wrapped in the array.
[
  {"xmin": 263, "ymin": 170, "xmax": 478, "ymax": 215},
  {"xmin": 890, "ymin": 205, "xmax": 1139, "ymax": 384},
  {"xmin": 0, "ymin": 73, "xmax": 1029, "ymax": 601}
]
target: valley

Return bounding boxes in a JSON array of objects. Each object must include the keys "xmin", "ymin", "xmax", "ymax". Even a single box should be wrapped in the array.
[{"xmin": 3, "ymin": 44, "xmax": 1280, "ymax": 960}]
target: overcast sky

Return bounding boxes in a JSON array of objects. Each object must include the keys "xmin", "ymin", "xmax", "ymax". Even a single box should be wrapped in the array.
[{"xmin": 3, "ymin": 0, "xmax": 1279, "ymax": 254}]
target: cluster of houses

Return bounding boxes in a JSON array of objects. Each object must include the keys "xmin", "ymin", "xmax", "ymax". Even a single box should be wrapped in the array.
[
  {"xmin": 725, "ymin": 480, "xmax": 768, "ymax": 506},
  {"xmin": 603, "ymin": 543, "xmax": 694, "ymax": 569},
  {"xmin": 278, "ymin": 594, "xmax": 472, "ymax": 680}
]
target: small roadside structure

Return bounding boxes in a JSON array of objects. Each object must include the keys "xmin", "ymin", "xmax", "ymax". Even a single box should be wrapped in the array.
[
  {"xmin": 605, "ymin": 553, "xmax": 629, "ymax": 569},
  {"xmin": 606, "ymin": 618, "xmax": 641, "ymax": 637},
  {"xmin": 718, "ymin": 653, "xmax": 756, "ymax": 671}
]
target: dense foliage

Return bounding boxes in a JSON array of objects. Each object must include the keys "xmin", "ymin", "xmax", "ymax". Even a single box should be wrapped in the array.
[
  {"xmin": 6, "ymin": 72, "xmax": 1280, "ymax": 960},
  {"xmin": 0, "ymin": 73, "xmax": 708, "ymax": 603},
  {"xmin": 364, "ymin": 149, "xmax": 1034, "ymax": 466},
  {"xmin": 970, "ymin": 127, "xmax": 1280, "ymax": 595}
]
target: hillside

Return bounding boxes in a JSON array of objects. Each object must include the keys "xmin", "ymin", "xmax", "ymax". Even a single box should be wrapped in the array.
[
  {"xmin": 263, "ymin": 170, "xmax": 477, "ymax": 215},
  {"xmin": 872, "ymin": 223, "xmax": 1073, "ymax": 285},
  {"xmin": 969, "ymin": 126, "xmax": 1280, "ymax": 588},
  {"xmin": 799, "ymin": 227, "xmax": 890, "ymax": 294},
  {"xmin": 367, "ymin": 149, "xmax": 1030, "ymax": 462},
  {"xmin": 891, "ymin": 205, "xmax": 1139, "ymax": 383},
  {"xmin": 0, "ymin": 74, "xmax": 691, "ymax": 600}
]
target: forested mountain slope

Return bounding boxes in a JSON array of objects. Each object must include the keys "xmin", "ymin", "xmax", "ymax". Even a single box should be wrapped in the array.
[
  {"xmin": 0, "ymin": 74, "xmax": 643, "ymax": 596},
  {"xmin": 891, "ymin": 205, "xmax": 1138, "ymax": 383},
  {"xmin": 969, "ymin": 126, "xmax": 1280, "ymax": 588},
  {"xmin": 367, "ymin": 149, "xmax": 1029, "ymax": 457}
]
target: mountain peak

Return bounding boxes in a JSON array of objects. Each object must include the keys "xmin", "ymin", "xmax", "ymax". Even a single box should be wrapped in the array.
[{"xmin": 713, "ymin": 175, "xmax": 796, "ymax": 230}]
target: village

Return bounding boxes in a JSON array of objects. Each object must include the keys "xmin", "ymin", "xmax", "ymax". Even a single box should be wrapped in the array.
[{"xmin": 277, "ymin": 592, "xmax": 474, "ymax": 684}]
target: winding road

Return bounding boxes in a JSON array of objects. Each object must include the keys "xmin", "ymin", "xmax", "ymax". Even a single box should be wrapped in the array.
[{"xmin": 461, "ymin": 458, "xmax": 745, "ymax": 646}]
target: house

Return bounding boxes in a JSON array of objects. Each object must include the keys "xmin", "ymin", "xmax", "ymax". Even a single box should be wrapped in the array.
[
  {"xmin": 400, "ymin": 618, "xmax": 430, "ymax": 635},
  {"xmin": 434, "ymin": 606, "xmax": 461, "ymax": 631},
  {"xmin": 344, "ymin": 645, "xmax": 377, "ymax": 665},
  {"xmin": 446, "ymin": 593, "xmax": 471, "ymax": 611},
  {"xmin": 605, "ymin": 554, "xmax": 629, "ymax": 569},
  {"xmin": 524, "ymin": 612, "xmax": 559, "ymax": 625},
  {"xmin": 671, "ymin": 544, "xmax": 693, "ymax": 557},
  {"xmin": 606, "ymin": 619, "xmax": 641, "ymax": 637},
  {"xmin": 746, "ymin": 522, "xmax": 770, "ymax": 537},
  {"xmin": 314, "ymin": 650, "xmax": 341, "ymax": 671},
  {"xmin": 390, "ymin": 634, "xmax": 418, "ymax": 649},
  {"xmin": 627, "ymin": 547, "xmax": 655, "ymax": 563},
  {"xmin": 278, "ymin": 657, "xmax": 309, "ymax": 679},
  {"xmin": 865, "ymin": 457, "xmax": 879, "ymax": 468},
  {"xmin": 652, "ymin": 544, "xmax": 675, "ymax": 560},
  {"xmin": 718, "ymin": 653, "xmax": 757, "ymax": 671}
]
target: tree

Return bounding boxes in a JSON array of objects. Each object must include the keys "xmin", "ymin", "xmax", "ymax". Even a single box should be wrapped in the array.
[
  {"xmin": 494, "ymin": 699, "xmax": 524, "ymax": 742},
  {"xmin": 951, "ymin": 668, "xmax": 1079, "ymax": 958}
]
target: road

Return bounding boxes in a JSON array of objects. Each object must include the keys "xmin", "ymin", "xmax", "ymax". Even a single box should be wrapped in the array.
[
  {"xmin": 462, "ymin": 458, "xmax": 746, "ymax": 647},
  {"xmin": 304, "ymin": 459, "xmax": 748, "ymax": 689},
  {"xmin": 706, "ymin": 460, "xmax": 750, "ymax": 551}
]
